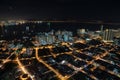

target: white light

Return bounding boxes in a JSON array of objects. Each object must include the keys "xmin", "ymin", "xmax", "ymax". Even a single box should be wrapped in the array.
[{"xmin": 61, "ymin": 60, "xmax": 66, "ymax": 64}]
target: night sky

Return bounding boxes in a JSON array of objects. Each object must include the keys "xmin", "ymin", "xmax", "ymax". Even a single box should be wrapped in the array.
[{"xmin": 0, "ymin": 0, "xmax": 120, "ymax": 22}]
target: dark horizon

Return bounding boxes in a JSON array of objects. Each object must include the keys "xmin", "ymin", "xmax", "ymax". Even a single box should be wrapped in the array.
[{"xmin": 0, "ymin": 0, "xmax": 120, "ymax": 22}]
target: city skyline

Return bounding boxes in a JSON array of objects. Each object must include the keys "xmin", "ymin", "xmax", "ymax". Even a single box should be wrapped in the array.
[
  {"xmin": 0, "ymin": 25, "xmax": 120, "ymax": 80},
  {"xmin": 1, "ymin": 0, "xmax": 120, "ymax": 80}
]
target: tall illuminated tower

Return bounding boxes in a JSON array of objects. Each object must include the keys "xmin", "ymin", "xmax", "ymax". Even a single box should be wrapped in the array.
[{"xmin": 103, "ymin": 29, "xmax": 113, "ymax": 42}]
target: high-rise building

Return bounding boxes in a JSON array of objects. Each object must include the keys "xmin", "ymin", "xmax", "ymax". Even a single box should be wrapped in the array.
[
  {"xmin": 100, "ymin": 25, "xmax": 104, "ymax": 36},
  {"xmin": 113, "ymin": 28, "xmax": 120, "ymax": 38},
  {"xmin": 103, "ymin": 29, "xmax": 113, "ymax": 42},
  {"xmin": 37, "ymin": 33, "xmax": 47, "ymax": 45},
  {"xmin": 36, "ymin": 30, "xmax": 73, "ymax": 45},
  {"xmin": 47, "ymin": 35, "xmax": 55, "ymax": 44},
  {"xmin": 63, "ymin": 34, "xmax": 69, "ymax": 42},
  {"xmin": 77, "ymin": 29, "xmax": 86, "ymax": 35},
  {"xmin": 26, "ymin": 26, "xmax": 29, "ymax": 31}
]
